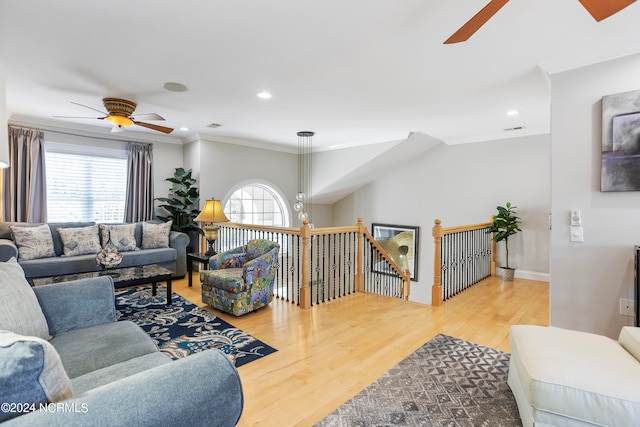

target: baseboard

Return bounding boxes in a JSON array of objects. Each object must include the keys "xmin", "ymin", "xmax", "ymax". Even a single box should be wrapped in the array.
[{"xmin": 514, "ymin": 269, "xmax": 549, "ymax": 282}]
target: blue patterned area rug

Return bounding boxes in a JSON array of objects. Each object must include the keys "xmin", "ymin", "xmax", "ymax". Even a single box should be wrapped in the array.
[
  {"xmin": 114, "ymin": 285, "xmax": 277, "ymax": 368},
  {"xmin": 316, "ymin": 334, "xmax": 521, "ymax": 427}
]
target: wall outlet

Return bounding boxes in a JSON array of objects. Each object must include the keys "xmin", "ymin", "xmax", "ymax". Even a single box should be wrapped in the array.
[{"xmin": 620, "ymin": 298, "xmax": 635, "ymax": 317}]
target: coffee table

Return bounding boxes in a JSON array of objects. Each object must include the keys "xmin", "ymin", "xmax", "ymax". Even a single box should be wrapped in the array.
[{"xmin": 31, "ymin": 264, "xmax": 174, "ymax": 305}]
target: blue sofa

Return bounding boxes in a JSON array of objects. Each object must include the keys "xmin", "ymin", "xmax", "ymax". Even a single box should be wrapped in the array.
[
  {"xmin": 0, "ymin": 221, "xmax": 189, "ymax": 279},
  {"xmin": 0, "ymin": 262, "xmax": 243, "ymax": 426}
]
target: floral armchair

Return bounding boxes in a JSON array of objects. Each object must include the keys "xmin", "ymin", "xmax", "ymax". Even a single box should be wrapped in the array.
[{"xmin": 200, "ymin": 239, "xmax": 280, "ymax": 316}]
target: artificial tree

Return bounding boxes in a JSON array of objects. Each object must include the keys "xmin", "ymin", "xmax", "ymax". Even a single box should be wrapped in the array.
[
  {"xmin": 156, "ymin": 168, "xmax": 203, "ymax": 243},
  {"xmin": 488, "ymin": 201, "xmax": 522, "ymax": 280}
]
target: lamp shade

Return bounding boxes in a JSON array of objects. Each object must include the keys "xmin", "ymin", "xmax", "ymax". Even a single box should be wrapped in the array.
[{"xmin": 194, "ymin": 199, "xmax": 229, "ymax": 223}]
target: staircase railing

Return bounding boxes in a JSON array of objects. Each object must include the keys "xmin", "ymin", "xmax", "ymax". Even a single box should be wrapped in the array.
[
  {"xmin": 432, "ymin": 219, "xmax": 495, "ymax": 306},
  {"xmin": 214, "ymin": 218, "xmax": 410, "ymax": 308}
]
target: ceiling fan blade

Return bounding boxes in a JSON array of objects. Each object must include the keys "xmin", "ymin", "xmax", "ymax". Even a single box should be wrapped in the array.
[
  {"xmin": 133, "ymin": 121, "xmax": 174, "ymax": 134},
  {"xmin": 444, "ymin": 0, "xmax": 510, "ymax": 44},
  {"xmin": 70, "ymin": 101, "xmax": 108, "ymax": 115},
  {"xmin": 578, "ymin": 0, "xmax": 635, "ymax": 21},
  {"xmin": 131, "ymin": 113, "xmax": 165, "ymax": 121}
]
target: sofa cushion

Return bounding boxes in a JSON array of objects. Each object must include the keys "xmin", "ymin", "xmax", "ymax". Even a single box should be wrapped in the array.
[
  {"xmin": 51, "ymin": 320, "xmax": 159, "ymax": 379},
  {"xmin": 71, "ymin": 351, "xmax": 171, "ymax": 395},
  {"xmin": 142, "ymin": 221, "xmax": 172, "ymax": 249},
  {"xmin": 0, "ymin": 330, "xmax": 74, "ymax": 422},
  {"xmin": 57, "ymin": 225, "xmax": 101, "ymax": 256},
  {"xmin": 10, "ymin": 224, "xmax": 55, "ymax": 260},
  {"xmin": 509, "ymin": 325, "xmax": 640, "ymax": 427},
  {"xmin": 0, "ymin": 258, "xmax": 50, "ymax": 340},
  {"xmin": 99, "ymin": 223, "xmax": 138, "ymax": 252}
]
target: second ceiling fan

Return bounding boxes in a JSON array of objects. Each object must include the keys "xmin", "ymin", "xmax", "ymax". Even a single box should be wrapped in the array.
[{"xmin": 444, "ymin": 0, "xmax": 636, "ymax": 44}]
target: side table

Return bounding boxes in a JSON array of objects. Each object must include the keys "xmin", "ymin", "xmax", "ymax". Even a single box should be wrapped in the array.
[{"xmin": 188, "ymin": 252, "xmax": 211, "ymax": 287}]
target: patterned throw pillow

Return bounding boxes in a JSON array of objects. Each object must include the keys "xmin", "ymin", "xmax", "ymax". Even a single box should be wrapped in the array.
[
  {"xmin": 9, "ymin": 224, "xmax": 56, "ymax": 260},
  {"xmin": 142, "ymin": 221, "xmax": 172, "ymax": 249},
  {"xmin": 99, "ymin": 224, "xmax": 138, "ymax": 252},
  {"xmin": 57, "ymin": 225, "xmax": 102, "ymax": 256},
  {"xmin": 0, "ymin": 330, "xmax": 74, "ymax": 422}
]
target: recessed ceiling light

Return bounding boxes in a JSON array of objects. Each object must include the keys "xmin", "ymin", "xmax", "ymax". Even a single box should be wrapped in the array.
[
  {"xmin": 256, "ymin": 91, "xmax": 273, "ymax": 99},
  {"xmin": 179, "ymin": 127, "xmax": 190, "ymax": 131},
  {"xmin": 163, "ymin": 82, "xmax": 188, "ymax": 92},
  {"xmin": 507, "ymin": 110, "xmax": 520, "ymax": 116}
]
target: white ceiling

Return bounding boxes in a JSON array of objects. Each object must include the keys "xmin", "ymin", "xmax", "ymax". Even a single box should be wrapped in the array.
[{"xmin": 1, "ymin": 0, "xmax": 640, "ymax": 152}]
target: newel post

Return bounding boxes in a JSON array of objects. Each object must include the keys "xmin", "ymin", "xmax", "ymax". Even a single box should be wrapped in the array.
[
  {"xmin": 355, "ymin": 218, "xmax": 365, "ymax": 293},
  {"xmin": 300, "ymin": 220, "xmax": 312, "ymax": 309},
  {"xmin": 432, "ymin": 219, "xmax": 443, "ymax": 306}
]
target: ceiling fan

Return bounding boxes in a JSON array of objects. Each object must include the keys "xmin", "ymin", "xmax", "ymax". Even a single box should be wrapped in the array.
[
  {"xmin": 444, "ymin": 0, "xmax": 636, "ymax": 44},
  {"xmin": 54, "ymin": 98, "xmax": 174, "ymax": 134}
]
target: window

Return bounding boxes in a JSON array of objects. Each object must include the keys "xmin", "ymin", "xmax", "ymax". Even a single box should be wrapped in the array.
[
  {"xmin": 224, "ymin": 182, "xmax": 290, "ymax": 227},
  {"xmin": 45, "ymin": 142, "xmax": 127, "ymax": 223}
]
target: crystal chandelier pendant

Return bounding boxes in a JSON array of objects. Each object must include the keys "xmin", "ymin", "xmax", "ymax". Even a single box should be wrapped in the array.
[{"xmin": 294, "ymin": 131, "xmax": 314, "ymax": 225}]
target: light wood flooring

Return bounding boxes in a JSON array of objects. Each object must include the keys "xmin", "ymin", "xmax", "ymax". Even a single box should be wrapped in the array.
[{"xmin": 172, "ymin": 274, "xmax": 549, "ymax": 426}]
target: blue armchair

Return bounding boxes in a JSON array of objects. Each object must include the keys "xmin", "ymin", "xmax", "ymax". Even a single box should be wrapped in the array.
[{"xmin": 201, "ymin": 239, "xmax": 280, "ymax": 316}]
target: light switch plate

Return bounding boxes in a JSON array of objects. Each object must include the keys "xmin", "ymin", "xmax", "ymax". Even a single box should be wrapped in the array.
[{"xmin": 570, "ymin": 226, "xmax": 584, "ymax": 242}]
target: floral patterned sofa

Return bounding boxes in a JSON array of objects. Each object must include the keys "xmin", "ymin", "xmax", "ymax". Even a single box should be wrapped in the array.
[{"xmin": 200, "ymin": 239, "xmax": 280, "ymax": 316}]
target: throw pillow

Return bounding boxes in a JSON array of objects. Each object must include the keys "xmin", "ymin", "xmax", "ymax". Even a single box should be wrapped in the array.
[
  {"xmin": 9, "ymin": 224, "xmax": 56, "ymax": 261},
  {"xmin": 57, "ymin": 225, "xmax": 101, "ymax": 256},
  {"xmin": 99, "ymin": 223, "xmax": 138, "ymax": 252},
  {"xmin": 0, "ymin": 258, "xmax": 50, "ymax": 340},
  {"xmin": 142, "ymin": 221, "xmax": 172, "ymax": 249},
  {"xmin": 0, "ymin": 330, "xmax": 74, "ymax": 422}
]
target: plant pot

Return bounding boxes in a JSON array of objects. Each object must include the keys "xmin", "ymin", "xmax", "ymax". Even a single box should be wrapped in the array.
[{"xmin": 499, "ymin": 267, "xmax": 516, "ymax": 281}]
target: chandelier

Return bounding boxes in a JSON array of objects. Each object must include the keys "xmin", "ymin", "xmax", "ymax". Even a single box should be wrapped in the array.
[{"xmin": 293, "ymin": 131, "xmax": 314, "ymax": 226}]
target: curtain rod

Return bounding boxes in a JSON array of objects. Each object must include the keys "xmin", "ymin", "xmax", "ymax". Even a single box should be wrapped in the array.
[{"xmin": 9, "ymin": 123, "xmax": 151, "ymax": 145}]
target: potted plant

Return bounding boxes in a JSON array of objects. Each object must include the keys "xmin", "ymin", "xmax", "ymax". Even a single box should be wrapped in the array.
[
  {"xmin": 488, "ymin": 201, "xmax": 522, "ymax": 281},
  {"xmin": 156, "ymin": 167, "xmax": 203, "ymax": 252}
]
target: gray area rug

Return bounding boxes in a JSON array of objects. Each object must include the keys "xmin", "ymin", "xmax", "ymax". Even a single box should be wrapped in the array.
[{"xmin": 316, "ymin": 334, "xmax": 522, "ymax": 427}]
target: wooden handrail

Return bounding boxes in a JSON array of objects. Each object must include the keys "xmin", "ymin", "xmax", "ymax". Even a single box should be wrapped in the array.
[{"xmin": 441, "ymin": 221, "xmax": 492, "ymax": 235}]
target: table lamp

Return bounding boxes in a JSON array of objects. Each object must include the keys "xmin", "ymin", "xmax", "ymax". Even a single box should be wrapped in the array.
[{"xmin": 194, "ymin": 198, "xmax": 229, "ymax": 257}]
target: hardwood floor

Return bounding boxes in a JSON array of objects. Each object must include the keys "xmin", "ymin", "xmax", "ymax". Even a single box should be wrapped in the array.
[{"xmin": 172, "ymin": 274, "xmax": 549, "ymax": 426}]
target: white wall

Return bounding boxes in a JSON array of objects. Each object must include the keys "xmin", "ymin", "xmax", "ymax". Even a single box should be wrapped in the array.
[
  {"xmin": 333, "ymin": 134, "xmax": 551, "ymax": 305},
  {"xmin": 549, "ymin": 53, "xmax": 640, "ymax": 338},
  {"xmin": 195, "ymin": 137, "xmax": 299, "ymax": 226}
]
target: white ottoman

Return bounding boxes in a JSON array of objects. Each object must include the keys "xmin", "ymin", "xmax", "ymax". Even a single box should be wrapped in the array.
[{"xmin": 508, "ymin": 325, "xmax": 640, "ymax": 427}]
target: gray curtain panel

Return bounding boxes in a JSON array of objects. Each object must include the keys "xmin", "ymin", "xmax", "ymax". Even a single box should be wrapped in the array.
[
  {"xmin": 124, "ymin": 142, "xmax": 154, "ymax": 222},
  {"xmin": 2, "ymin": 126, "xmax": 47, "ymax": 222}
]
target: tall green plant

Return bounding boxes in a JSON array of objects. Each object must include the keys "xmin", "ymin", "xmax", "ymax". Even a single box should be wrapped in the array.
[
  {"xmin": 487, "ymin": 201, "xmax": 521, "ymax": 269},
  {"xmin": 156, "ymin": 168, "xmax": 203, "ymax": 236}
]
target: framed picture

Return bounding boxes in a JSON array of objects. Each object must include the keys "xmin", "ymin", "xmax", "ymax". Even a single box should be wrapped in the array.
[
  {"xmin": 371, "ymin": 223, "xmax": 419, "ymax": 281},
  {"xmin": 601, "ymin": 89, "xmax": 640, "ymax": 191}
]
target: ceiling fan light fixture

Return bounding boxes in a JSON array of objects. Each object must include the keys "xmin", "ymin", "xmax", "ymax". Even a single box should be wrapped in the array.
[{"xmin": 106, "ymin": 115, "xmax": 133, "ymax": 127}]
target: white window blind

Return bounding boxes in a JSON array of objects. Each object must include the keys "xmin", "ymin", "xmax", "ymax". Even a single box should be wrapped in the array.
[{"xmin": 45, "ymin": 142, "xmax": 127, "ymax": 223}]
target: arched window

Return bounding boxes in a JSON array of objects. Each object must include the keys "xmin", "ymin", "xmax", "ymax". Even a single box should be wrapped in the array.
[{"xmin": 223, "ymin": 182, "xmax": 290, "ymax": 227}]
